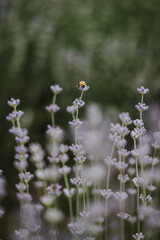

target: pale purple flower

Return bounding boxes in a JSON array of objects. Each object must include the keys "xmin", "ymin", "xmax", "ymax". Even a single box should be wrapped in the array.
[
  {"xmin": 135, "ymin": 103, "xmax": 149, "ymax": 112},
  {"xmin": 15, "ymin": 145, "xmax": 28, "ymax": 154},
  {"xmin": 132, "ymin": 232, "xmax": 144, "ymax": 240},
  {"xmin": 80, "ymin": 211, "xmax": 91, "ymax": 218},
  {"xmin": 73, "ymin": 99, "xmax": 85, "ymax": 108},
  {"xmin": 110, "ymin": 123, "xmax": 121, "ymax": 134},
  {"xmin": 137, "ymin": 86, "xmax": 149, "ymax": 95},
  {"xmin": 114, "ymin": 192, "xmax": 128, "ymax": 201},
  {"xmin": 74, "ymin": 155, "xmax": 86, "ymax": 164},
  {"xmin": 7, "ymin": 98, "xmax": 20, "ymax": 108},
  {"xmin": 133, "ymin": 119, "xmax": 144, "ymax": 128},
  {"xmin": 40, "ymin": 195, "xmax": 54, "ymax": 206},
  {"xmin": 69, "ymin": 119, "xmax": 83, "ymax": 128},
  {"xmin": 131, "ymin": 149, "xmax": 139, "ymax": 157},
  {"xmin": 104, "ymin": 156, "xmax": 117, "ymax": 166},
  {"xmin": 46, "ymin": 125, "xmax": 63, "ymax": 141},
  {"xmin": 19, "ymin": 172, "xmax": 34, "ymax": 183},
  {"xmin": 47, "ymin": 183, "xmax": 62, "ymax": 197},
  {"xmin": 132, "ymin": 177, "xmax": 144, "ymax": 187},
  {"xmin": 118, "ymin": 149, "xmax": 130, "ymax": 157},
  {"xmin": 66, "ymin": 105, "xmax": 77, "ymax": 114},
  {"xmin": 63, "ymin": 188, "xmax": 75, "ymax": 198},
  {"xmin": 127, "ymin": 167, "xmax": 136, "ymax": 175},
  {"xmin": 115, "ymin": 161, "xmax": 128, "ymax": 170},
  {"xmin": 152, "ymin": 132, "xmax": 160, "ymax": 149},
  {"xmin": 119, "ymin": 112, "xmax": 132, "ymax": 125},
  {"xmin": 46, "ymin": 104, "xmax": 60, "ymax": 113},
  {"xmin": 70, "ymin": 177, "xmax": 83, "ymax": 186},
  {"xmin": 117, "ymin": 174, "xmax": 130, "ymax": 183},
  {"xmin": 147, "ymin": 184, "xmax": 156, "ymax": 192},
  {"xmin": 59, "ymin": 166, "xmax": 71, "ymax": 175},
  {"xmin": 59, "ymin": 153, "xmax": 69, "ymax": 163},
  {"xmin": 16, "ymin": 192, "xmax": 32, "ymax": 203},
  {"xmin": 14, "ymin": 160, "xmax": 28, "ymax": 171},
  {"xmin": 47, "ymin": 153, "xmax": 59, "ymax": 163},
  {"xmin": 114, "ymin": 136, "xmax": 127, "ymax": 148},
  {"xmin": 100, "ymin": 189, "xmax": 112, "ymax": 200},
  {"xmin": 14, "ymin": 229, "xmax": 30, "ymax": 240},
  {"xmin": 50, "ymin": 84, "xmax": 63, "ymax": 94},
  {"xmin": 15, "ymin": 183, "xmax": 26, "ymax": 192},
  {"xmin": 69, "ymin": 144, "xmax": 84, "ymax": 156},
  {"xmin": 59, "ymin": 144, "xmax": 69, "ymax": 153},
  {"xmin": 127, "ymin": 188, "xmax": 137, "ymax": 195},
  {"xmin": 117, "ymin": 212, "xmax": 130, "ymax": 220},
  {"xmin": 6, "ymin": 110, "xmax": 24, "ymax": 122}
]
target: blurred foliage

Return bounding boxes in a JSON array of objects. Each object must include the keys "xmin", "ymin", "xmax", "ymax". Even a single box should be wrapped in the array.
[{"xmin": 1, "ymin": 0, "xmax": 160, "ymax": 236}]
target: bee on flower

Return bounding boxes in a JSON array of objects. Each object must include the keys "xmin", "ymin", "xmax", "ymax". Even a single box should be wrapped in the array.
[{"xmin": 77, "ymin": 81, "xmax": 90, "ymax": 92}]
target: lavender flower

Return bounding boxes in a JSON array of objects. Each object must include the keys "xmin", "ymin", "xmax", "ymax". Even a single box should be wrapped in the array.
[
  {"xmin": 133, "ymin": 119, "xmax": 144, "ymax": 128},
  {"xmin": 50, "ymin": 84, "xmax": 63, "ymax": 94},
  {"xmin": 69, "ymin": 144, "xmax": 85, "ymax": 156},
  {"xmin": 59, "ymin": 144, "xmax": 69, "ymax": 153},
  {"xmin": 137, "ymin": 86, "xmax": 149, "ymax": 95},
  {"xmin": 66, "ymin": 105, "xmax": 77, "ymax": 114},
  {"xmin": 7, "ymin": 98, "xmax": 20, "ymax": 108},
  {"xmin": 63, "ymin": 188, "xmax": 75, "ymax": 198},
  {"xmin": 77, "ymin": 82, "xmax": 90, "ymax": 92},
  {"xmin": 69, "ymin": 119, "xmax": 83, "ymax": 128},
  {"xmin": 46, "ymin": 104, "xmax": 60, "ymax": 113},
  {"xmin": 16, "ymin": 193, "xmax": 32, "ymax": 203},
  {"xmin": 46, "ymin": 125, "xmax": 63, "ymax": 141},
  {"xmin": 152, "ymin": 132, "xmax": 160, "ymax": 149},
  {"xmin": 74, "ymin": 155, "xmax": 86, "ymax": 164},
  {"xmin": 47, "ymin": 183, "xmax": 62, "ymax": 197},
  {"xmin": 100, "ymin": 189, "xmax": 112, "ymax": 200},
  {"xmin": 117, "ymin": 212, "xmax": 130, "ymax": 220},
  {"xmin": 73, "ymin": 98, "xmax": 85, "ymax": 108},
  {"xmin": 135, "ymin": 103, "xmax": 149, "ymax": 112},
  {"xmin": 114, "ymin": 192, "xmax": 128, "ymax": 201},
  {"xmin": 119, "ymin": 112, "xmax": 132, "ymax": 125},
  {"xmin": 59, "ymin": 166, "xmax": 71, "ymax": 175},
  {"xmin": 132, "ymin": 232, "xmax": 144, "ymax": 240},
  {"xmin": 6, "ymin": 110, "xmax": 24, "ymax": 122}
]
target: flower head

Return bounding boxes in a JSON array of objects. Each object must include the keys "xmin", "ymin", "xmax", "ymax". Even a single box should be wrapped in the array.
[
  {"xmin": 8, "ymin": 98, "xmax": 20, "ymax": 108},
  {"xmin": 137, "ymin": 86, "xmax": 149, "ymax": 95},
  {"xmin": 77, "ymin": 81, "xmax": 90, "ymax": 92},
  {"xmin": 50, "ymin": 84, "xmax": 63, "ymax": 94}
]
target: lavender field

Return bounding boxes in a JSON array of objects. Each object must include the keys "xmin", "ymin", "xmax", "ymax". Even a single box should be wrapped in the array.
[{"xmin": 0, "ymin": 83, "xmax": 159, "ymax": 240}]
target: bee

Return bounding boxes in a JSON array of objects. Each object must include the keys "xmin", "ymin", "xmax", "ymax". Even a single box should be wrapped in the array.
[{"xmin": 77, "ymin": 81, "xmax": 86, "ymax": 88}]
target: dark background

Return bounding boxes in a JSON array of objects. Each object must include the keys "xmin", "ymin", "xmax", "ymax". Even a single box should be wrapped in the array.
[{"xmin": 1, "ymin": 0, "xmax": 160, "ymax": 238}]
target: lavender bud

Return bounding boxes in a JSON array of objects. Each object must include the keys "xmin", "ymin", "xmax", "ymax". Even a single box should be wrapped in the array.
[
  {"xmin": 100, "ymin": 189, "xmax": 112, "ymax": 200},
  {"xmin": 135, "ymin": 103, "xmax": 149, "ymax": 112},
  {"xmin": 73, "ymin": 99, "xmax": 85, "ymax": 108},
  {"xmin": 69, "ymin": 119, "xmax": 83, "ymax": 128},
  {"xmin": 66, "ymin": 105, "xmax": 77, "ymax": 114},
  {"xmin": 74, "ymin": 155, "xmax": 86, "ymax": 164},
  {"xmin": 119, "ymin": 112, "xmax": 132, "ymax": 125},
  {"xmin": 59, "ymin": 166, "xmax": 71, "ymax": 175},
  {"xmin": 8, "ymin": 98, "xmax": 20, "ymax": 108},
  {"xmin": 50, "ymin": 84, "xmax": 62, "ymax": 94},
  {"xmin": 46, "ymin": 104, "xmax": 60, "ymax": 113},
  {"xmin": 63, "ymin": 188, "xmax": 75, "ymax": 198},
  {"xmin": 132, "ymin": 232, "xmax": 144, "ymax": 240},
  {"xmin": 137, "ymin": 86, "xmax": 149, "ymax": 95}
]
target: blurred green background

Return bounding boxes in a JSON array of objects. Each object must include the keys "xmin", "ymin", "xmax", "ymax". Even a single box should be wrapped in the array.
[{"xmin": 1, "ymin": 0, "xmax": 160, "ymax": 238}]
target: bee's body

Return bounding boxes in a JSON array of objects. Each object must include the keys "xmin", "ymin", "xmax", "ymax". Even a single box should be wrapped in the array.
[{"xmin": 77, "ymin": 81, "xmax": 86, "ymax": 88}]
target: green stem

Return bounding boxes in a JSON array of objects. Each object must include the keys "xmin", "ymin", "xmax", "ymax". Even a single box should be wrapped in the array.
[{"xmin": 134, "ymin": 139, "xmax": 140, "ymax": 234}]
